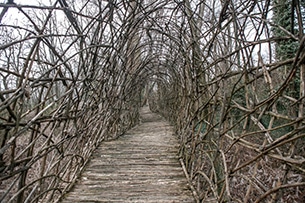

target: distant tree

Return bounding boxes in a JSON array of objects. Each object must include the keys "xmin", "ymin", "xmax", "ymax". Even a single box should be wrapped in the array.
[{"xmin": 273, "ymin": 0, "xmax": 298, "ymax": 60}]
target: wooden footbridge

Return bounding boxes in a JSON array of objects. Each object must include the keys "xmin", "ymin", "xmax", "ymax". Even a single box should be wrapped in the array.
[{"xmin": 61, "ymin": 106, "xmax": 195, "ymax": 203}]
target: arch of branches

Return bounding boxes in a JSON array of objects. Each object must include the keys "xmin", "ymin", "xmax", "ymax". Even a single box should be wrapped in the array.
[{"xmin": 0, "ymin": 0, "xmax": 305, "ymax": 202}]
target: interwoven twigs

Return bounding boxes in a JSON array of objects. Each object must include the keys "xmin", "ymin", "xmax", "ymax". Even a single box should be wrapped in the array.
[
  {"xmin": 151, "ymin": 0, "xmax": 305, "ymax": 202},
  {"xmin": 0, "ymin": 1, "xmax": 143, "ymax": 202}
]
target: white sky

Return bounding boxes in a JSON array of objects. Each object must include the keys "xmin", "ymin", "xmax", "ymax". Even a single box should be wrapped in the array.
[
  {"xmin": 4, "ymin": 0, "xmax": 51, "ymax": 4},
  {"xmin": 1, "ymin": 0, "xmax": 54, "ymax": 23}
]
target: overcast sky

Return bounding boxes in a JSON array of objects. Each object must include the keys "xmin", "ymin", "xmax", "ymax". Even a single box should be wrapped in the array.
[
  {"xmin": 3, "ymin": 0, "xmax": 51, "ymax": 4},
  {"xmin": 1, "ymin": 0, "xmax": 62, "ymax": 25}
]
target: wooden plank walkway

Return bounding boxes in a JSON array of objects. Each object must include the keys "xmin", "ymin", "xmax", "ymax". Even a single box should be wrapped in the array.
[{"xmin": 61, "ymin": 106, "xmax": 195, "ymax": 203}]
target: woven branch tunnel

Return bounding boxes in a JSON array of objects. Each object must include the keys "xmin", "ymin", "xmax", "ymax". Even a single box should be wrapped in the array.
[{"xmin": 0, "ymin": 0, "xmax": 305, "ymax": 202}]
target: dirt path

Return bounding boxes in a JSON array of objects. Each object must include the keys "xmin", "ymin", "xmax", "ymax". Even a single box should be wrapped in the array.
[{"xmin": 61, "ymin": 106, "xmax": 194, "ymax": 203}]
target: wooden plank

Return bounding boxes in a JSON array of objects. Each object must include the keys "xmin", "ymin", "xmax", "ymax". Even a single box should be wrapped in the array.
[{"xmin": 61, "ymin": 106, "xmax": 194, "ymax": 203}]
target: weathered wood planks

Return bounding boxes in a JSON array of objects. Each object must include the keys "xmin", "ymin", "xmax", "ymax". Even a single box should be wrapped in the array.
[{"xmin": 61, "ymin": 106, "xmax": 195, "ymax": 203}]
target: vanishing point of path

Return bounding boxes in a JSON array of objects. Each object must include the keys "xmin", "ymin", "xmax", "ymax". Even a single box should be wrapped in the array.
[{"xmin": 61, "ymin": 106, "xmax": 195, "ymax": 203}]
